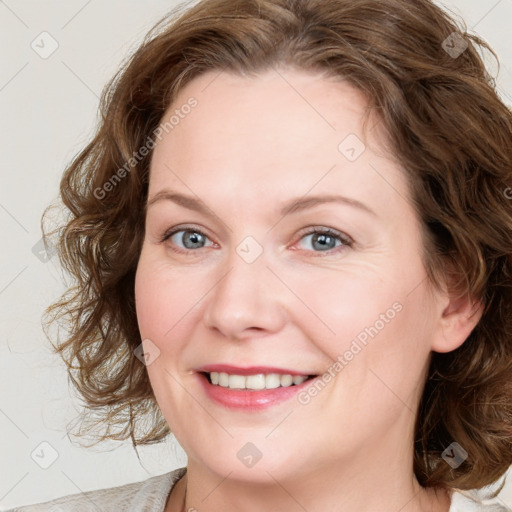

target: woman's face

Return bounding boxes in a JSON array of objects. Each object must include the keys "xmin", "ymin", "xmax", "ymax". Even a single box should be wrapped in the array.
[{"xmin": 135, "ymin": 68, "xmax": 456, "ymax": 483}]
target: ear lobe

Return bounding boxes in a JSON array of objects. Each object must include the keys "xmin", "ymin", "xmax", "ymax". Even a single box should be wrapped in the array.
[{"xmin": 431, "ymin": 291, "xmax": 485, "ymax": 354}]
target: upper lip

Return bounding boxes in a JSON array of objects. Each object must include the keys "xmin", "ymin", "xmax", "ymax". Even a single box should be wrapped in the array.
[{"xmin": 196, "ymin": 364, "xmax": 317, "ymax": 376}]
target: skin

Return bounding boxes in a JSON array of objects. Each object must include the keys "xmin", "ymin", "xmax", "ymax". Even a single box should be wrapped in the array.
[{"xmin": 134, "ymin": 67, "xmax": 483, "ymax": 512}]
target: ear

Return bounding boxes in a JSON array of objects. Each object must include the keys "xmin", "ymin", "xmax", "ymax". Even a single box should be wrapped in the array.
[{"xmin": 431, "ymin": 289, "xmax": 484, "ymax": 354}]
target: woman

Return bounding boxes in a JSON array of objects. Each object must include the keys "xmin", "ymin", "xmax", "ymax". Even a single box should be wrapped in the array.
[{"xmin": 10, "ymin": 0, "xmax": 512, "ymax": 510}]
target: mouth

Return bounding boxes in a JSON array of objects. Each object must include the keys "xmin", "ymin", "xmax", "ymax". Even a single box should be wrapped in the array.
[
  {"xmin": 202, "ymin": 371, "xmax": 317, "ymax": 390},
  {"xmin": 195, "ymin": 365, "xmax": 320, "ymax": 410}
]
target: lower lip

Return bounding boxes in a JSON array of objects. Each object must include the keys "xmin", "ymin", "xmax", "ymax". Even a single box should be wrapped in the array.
[{"xmin": 197, "ymin": 372, "xmax": 317, "ymax": 411}]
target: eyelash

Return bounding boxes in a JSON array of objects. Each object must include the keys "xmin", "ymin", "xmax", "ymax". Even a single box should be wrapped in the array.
[{"xmin": 160, "ymin": 225, "xmax": 353, "ymax": 257}]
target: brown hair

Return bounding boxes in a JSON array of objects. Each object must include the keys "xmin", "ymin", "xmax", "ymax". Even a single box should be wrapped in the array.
[{"xmin": 42, "ymin": 0, "xmax": 512, "ymax": 492}]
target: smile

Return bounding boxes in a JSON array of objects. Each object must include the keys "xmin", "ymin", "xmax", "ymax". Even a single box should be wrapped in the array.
[
  {"xmin": 196, "ymin": 367, "xmax": 320, "ymax": 410},
  {"xmin": 206, "ymin": 371, "xmax": 313, "ymax": 390}
]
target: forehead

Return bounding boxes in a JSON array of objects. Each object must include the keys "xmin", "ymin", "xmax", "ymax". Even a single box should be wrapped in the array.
[{"xmin": 148, "ymin": 68, "xmax": 409, "ymax": 214}]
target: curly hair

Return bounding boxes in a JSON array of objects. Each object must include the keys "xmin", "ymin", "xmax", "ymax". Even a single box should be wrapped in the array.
[{"xmin": 42, "ymin": 0, "xmax": 512, "ymax": 492}]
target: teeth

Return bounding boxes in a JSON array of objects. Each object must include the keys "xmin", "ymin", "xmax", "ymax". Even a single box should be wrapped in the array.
[{"xmin": 207, "ymin": 372, "xmax": 309, "ymax": 390}]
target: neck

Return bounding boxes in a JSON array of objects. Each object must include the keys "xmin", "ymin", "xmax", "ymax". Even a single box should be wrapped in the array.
[
  {"xmin": 167, "ymin": 440, "xmax": 451, "ymax": 512},
  {"xmin": 166, "ymin": 393, "xmax": 451, "ymax": 512}
]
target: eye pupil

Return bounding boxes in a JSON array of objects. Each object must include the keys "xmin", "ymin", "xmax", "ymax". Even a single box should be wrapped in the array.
[
  {"xmin": 183, "ymin": 231, "xmax": 204, "ymax": 248},
  {"xmin": 312, "ymin": 233, "xmax": 336, "ymax": 251}
]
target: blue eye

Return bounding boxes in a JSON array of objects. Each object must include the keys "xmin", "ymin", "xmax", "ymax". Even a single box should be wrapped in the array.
[
  {"xmin": 296, "ymin": 227, "xmax": 352, "ymax": 254},
  {"xmin": 162, "ymin": 227, "xmax": 212, "ymax": 252},
  {"xmin": 161, "ymin": 226, "xmax": 352, "ymax": 256}
]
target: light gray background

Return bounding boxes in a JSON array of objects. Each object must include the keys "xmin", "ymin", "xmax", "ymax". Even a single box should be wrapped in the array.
[{"xmin": 0, "ymin": 0, "xmax": 511, "ymax": 509}]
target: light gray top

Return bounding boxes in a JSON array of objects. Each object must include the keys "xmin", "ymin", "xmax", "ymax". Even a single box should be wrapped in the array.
[{"xmin": 6, "ymin": 466, "xmax": 510, "ymax": 511}]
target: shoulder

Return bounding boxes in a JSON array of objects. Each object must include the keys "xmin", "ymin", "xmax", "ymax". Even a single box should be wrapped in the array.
[
  {"xmin": 449, "ymin": 489, "xmax": 510, "ymax": 512},
  {"xmin": 6, "ymin": 466, "xmax": 187, "ymax": 512}
]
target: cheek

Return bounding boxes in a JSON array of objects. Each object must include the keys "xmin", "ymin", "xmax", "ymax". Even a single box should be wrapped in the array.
[
  {"xmin": 341, "ymin": 287, "xmax": 434, "ymax": 413},
  {"xmin": 289, "ymin": 262, "xmax": 432, "ymax": 390},
  {"xmin": 135, "ymin": 254, "xmax": 189, "ymax": 335},
  {"xmin": 134, "ymin": 256, "xmax": 198, "ymax": 417},
  {"xmin": 134, "ymin": 263, "xmax": 167, "ymax": 338},
  {"xmin": 134, "ymin": 252, "xmax": 214, "ymax": 359},
  {"xmin": 287, "ymin": 268, "xmax": 403, "ymax": 356}
]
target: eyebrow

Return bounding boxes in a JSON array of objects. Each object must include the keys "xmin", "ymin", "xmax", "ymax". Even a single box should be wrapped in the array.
[{"xmin": 146, "ymin": 190, "xmax": 377, "ymax": 218}]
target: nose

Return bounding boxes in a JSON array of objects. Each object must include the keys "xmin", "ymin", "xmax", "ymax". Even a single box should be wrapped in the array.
[{"xmin": 202, "ymin": 247, "xmax": 287, "ymax": 340}]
